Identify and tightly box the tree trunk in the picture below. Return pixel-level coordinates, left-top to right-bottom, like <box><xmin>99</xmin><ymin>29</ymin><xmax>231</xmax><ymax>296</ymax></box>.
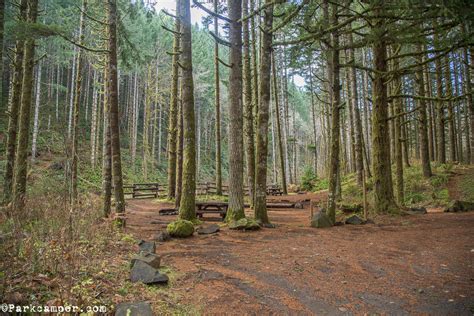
<box><xmin>370</xmin><ymin>3</ymin><xmax>396</xmax><ymax>214</ymax></box>
<box><xmin>416</xmin><ymin>44</ymin><xmax>433</xmax><ymax>178</ymax></box>
<box><xmin>102</xmin><ymin>68</ymin><xmax>112</xmax><ymax>217</ymax></box>
<box><xmin>178</xmin><ymin>0</ymin><xmax>197</xmax><ymax>221</ymax></box>
<box><xmin>213</xmin><ymin>0</ymin><xmax>223</xmax><ymax>196</ymax></box>
<box><xmin>31</xmin><ymin>61</ymin><xmax>42</xmax><ymax>163</ymax></box>
<box><xmin>226</xmin><ymin>0</ymin><xmax>245</xmax><ymax>222</ymax></box>
<box><xmin>106</xmin><ymin>0</ymin><xmax>126</xmax><ymax>222</ymax></box>
<box><xmin>348</xmin><ymin>32</ymin><xmax>363</xmax><ymax>186</ymax></box>
<box><xmin>70</xmin><ymin>0</ymin><xmax>87</xmax><ymax>209</ymax></box>
<box><xmin>443</xmin><ymin>56</ymin><xmax>456</xmax><ymax>162</ymax></box>
<box><xmin>272</xmin><ymin>52</ymin><xmax>288</xmax><ymax>194</ymax></box>
<box><xmin>390</xmin><ymin>45</ymin><xmax>404</xmax><ymax>204</ymax></box>
<box><xmin>175</xmin><ymin>85</ymin><xmax>184</xmax><ymax>208</ymax></box>
<box><xmin>167</xmin><ymin>11</ymin><xmax>180</xmax><ymax>200</ymax></box>
<box><xmin>12</xmin><ymin>0</ymin><xmax>39</xmax><ymax>212</ymax></box>
<box><xmin>3</xmin><ymin>0</ymin><xmax>26</xmax><ymax>204</ymax></box>
<box><xmin>462</xmin><ymin>40</ymin><xmax>474</xmax><ymax>164</ymax></box>
<box><xmin>243</xmin><ymin>0</ymin><xmax>256</xmax><ymax>204</ymax></box>
<box><xmin>326</xmin><ymin>1</ymin><xmax>341</xmax><ymax>223</ymax></box>
<box><xmin>254</xmin><ymin>0</ymin><xmax>273</xmax><ymax>225</ymax></box>
<box><xmin>433</xmin><ymin>28</ymin><xmax>446</xmax><ymax>164</ymax></box>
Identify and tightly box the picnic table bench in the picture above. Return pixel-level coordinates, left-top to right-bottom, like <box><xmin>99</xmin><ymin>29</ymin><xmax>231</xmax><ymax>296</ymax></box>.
<box><xmin>195</xmin><ymin>201</ymin><xmax>228</xmax><ymax>219</ymax></box>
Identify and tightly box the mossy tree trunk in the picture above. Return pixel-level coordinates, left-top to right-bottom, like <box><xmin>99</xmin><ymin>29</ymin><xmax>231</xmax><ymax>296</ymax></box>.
<box><xmin>462</xmin><ymin>41</ymin><xmax>474</xmax><ymax>164</ymax></box>
<box><xmin>12</xmin><ymin>0</ymin><xmax>38</xmax><ymax>212</ymax></box>
<box><xmin>70</xmin><ymin>0</ymin><xmax>87</xmax><ymax>209</ymax></box>
<box><xmin>370</xmin><ymin>2</ymin><xmax>397</xmax><ymax>213</ymax></box>
<box><xmin>443</xmin><ymin>56</ymin><xmax>456</xmax><ymax>162</ymax></box>
<box><xmin>243</xmin><ymin>0</ymin><xmax>256</xmax><ymax>205</ymax></box>
<box><xmin>348</xmin><ymin>32</ymin><xmax>363</xmax><ymax>187</ymax></box>
<box><xmin>106</xmin><ymin>0</ymin><xmax>126</xmax><ymax>222</ymax></box>
<box><xmin>326</xmin><ymin>1</ymin><xmax>341</xmax><ymax>223</ymax></box>
<box><xmin>416</xmin><ymin>44</ymin><xmax>433</xmax><ymax>178</ymax></box>
<box><xmin>254</xmin><ymin>0</ymin><xmax>273</xmax><ymax>224</ymax></box>
<box><xmin>213</xmin><ymin>0</ymin><xmax>223</xmax><ymax>196</ymax></box>
<box><xmin>272</xmin><ymin>52</ymin><xmax>287</xmax><ymax>194</ymax></box>
<box><xmin>226</xmin><ymin>0</ymin><xmax>245</xmax><ymax>222</ymax></box>
<box><xmin>167</xmin><ymin>10</ymin><xmax>180</xmax><ymax>200</ymax></box>
<box><xmin>433</xmin><ymin>27</ymin><xmax>446</xmax><ymax>164</ymax></box>
<box><xmin>3</xmin><ymin>0</ymin><xmax>26</xmax><ymax>204</ymax></box>
<box><xmin>390</xmin><ymin>45</ymin><xmax>404</xmax><ymax>204</ymax></box>
<box><xmin>178</xmin><ymin>0</ymin><xmax>197</xmax><ymax>221</ymax></box>
<box><xmin>102</xmin><ymin>69</ymin><xmax>112</xmax><ymax>217</ymax></box>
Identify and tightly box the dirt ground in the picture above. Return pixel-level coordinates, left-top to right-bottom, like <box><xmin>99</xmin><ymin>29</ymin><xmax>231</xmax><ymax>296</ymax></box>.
<box><xmin>125</xmin><ymin>187</ymin><xmax>474</xmax><ymax>314</ymax></box>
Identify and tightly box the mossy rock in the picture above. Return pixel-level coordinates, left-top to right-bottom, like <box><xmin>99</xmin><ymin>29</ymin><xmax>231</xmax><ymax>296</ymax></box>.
<box><xmin>167</xmin><ymin>220</ymin><xmax>194</xmax><ymax>238</ymax></box>
<box><xmin>229</xmin><ymin>218</ymin><xmax>260</xmax><ymax>230</ymax></box>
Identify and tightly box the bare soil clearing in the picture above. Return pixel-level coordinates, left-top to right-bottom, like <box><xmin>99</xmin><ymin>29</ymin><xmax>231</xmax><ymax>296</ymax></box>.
<box><xmin>126</xmin><ymin>191</ymin><xmax>474</xmax><ymax>314</ymax></box>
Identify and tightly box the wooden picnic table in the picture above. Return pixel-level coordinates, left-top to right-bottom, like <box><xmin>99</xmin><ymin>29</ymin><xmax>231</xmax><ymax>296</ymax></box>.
<box><xmin>195</xmin><ymin>201</ymin><xmax>228</xmax><ymax>219</ymax></box>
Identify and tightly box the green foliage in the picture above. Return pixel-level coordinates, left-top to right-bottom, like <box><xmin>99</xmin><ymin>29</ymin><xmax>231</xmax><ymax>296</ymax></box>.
<box><xmin>313</xmin><ymin>178</ymin><xmax>329</xmax><ymax>191</ymax></box>
<box><xmin>167</xmin><ymin>220</ymin><xmax>194</xmax><ymax>238</ymax></box>
<box><xmin>300</xmin><ymin>166</ymin><xmax>317</xmax><ymax>191</ymax></box>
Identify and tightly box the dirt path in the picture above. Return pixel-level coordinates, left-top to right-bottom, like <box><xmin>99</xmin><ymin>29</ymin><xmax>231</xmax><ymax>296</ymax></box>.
<box><xmin>125</xmin><ymin>189</ymin><xmax>474</xmax><ymax>314</ymax></box>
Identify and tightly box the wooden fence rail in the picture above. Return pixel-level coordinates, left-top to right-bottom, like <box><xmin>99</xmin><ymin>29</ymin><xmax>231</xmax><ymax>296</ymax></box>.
<box><xmin>123</xmin><ymin>181</ymin><xmax>283</xmax><ymax>199</ymax></box>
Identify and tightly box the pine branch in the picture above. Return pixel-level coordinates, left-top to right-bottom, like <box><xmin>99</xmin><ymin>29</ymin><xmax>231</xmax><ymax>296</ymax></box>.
<box><xmin>209</xmin><ymin>31</ymin><xmax>231</xmax><ymax>47</ymax></box>
<box><xmin>161</xmin><ymin>9</ymin><xmax>177</xmax><ymax>19</ymax></box>
<box><xmin>218</xmin><ymin>57</ymin><xmax>232</xmax><ymax>68</ymax></box>
<box><xmin>162</xmin><ymin>25</ymin><xmax>182</xmax><ymax>36</ymax></box>
<box><xmin>192</xmin><ymin>0</ymin><xmax>232</xmax><ymax>23</ymax></box>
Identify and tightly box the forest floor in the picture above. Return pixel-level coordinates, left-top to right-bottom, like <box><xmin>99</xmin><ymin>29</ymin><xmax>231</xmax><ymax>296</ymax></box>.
<box><xmin>125</xmin><ymin>168</ymin><xmax>474</xmax><ymax>315</ymax></box>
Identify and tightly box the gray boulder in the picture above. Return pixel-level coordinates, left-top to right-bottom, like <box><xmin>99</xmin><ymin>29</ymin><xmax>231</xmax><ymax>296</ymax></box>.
<box><xmin>345</xmin><ymin>214</ymin><xmax>364</xmax><ymax>225</ymax></box>
<box><xmin>115</xmin><ymin>302</ymin><xmax>153</xmax><ymax>316</ymax></box>
<box><xmin>138</xmin><ymin>240</ymin><xmax>156</xmax><ymax>253</ymax></box>
<box><xmin>131</xmin><ymin>252</ymin><xmax>161</xmax><ymax>269</ymax></box>
<box><xmin>130</xmin><ymin>260</ymin><xmax>168</xmax><ymax>284</ymax></box>
<box><xmin>197</xmin><ymin>224</ymin><xmax>220</xmax><ymax>235</ymax></box>
<box><xmin>444</xmin><ymin>200</ymin><xmax>474</xmax><ymax>212</ymax></box>
<box><xmin>310</xmin><ymin>210</ymin><xmax>333</xmax><ymax>228</ymax></box>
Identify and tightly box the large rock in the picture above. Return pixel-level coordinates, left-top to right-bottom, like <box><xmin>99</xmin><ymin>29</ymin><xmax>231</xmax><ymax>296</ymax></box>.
<box><xmin>167</xmin><ymin>220</ymin><xmax>194</xmax><ymax>238</ymax></box>
<box><xmin>444</xmin><ymin>200</ymin><xmax>474</xmax><ymax>212</ymax></box>
<box><xmin>130</xmin><ymin>260</ymin><xmax>169</xmax><ymax>284</ymax></box>
<box><xmin>138</xmin><ymin>240</ymin><xmax>156</xmax><ymax>253</ymax></box>
<box><xmin>197</xmin><ymin>224</ymin><xmax>220</xmax><ymax>235</ymax></box>
<box><xmin>229</xmin><ymin>218</ymin><xmax>260</xmax><ymax>230</ymax></box>
<box><xmin>115</xmin><ymin>302</ymin><xmax>153</xmax><ymax>316</ymax></box>
<box><xmin>131</xmin><ymin>252</ymin><xmax>161</xmax><ymax>269</ymax></box>
<box><xmin>310</xmin><ymin>209</ymin><xmax>333</xmax><ymax>228</ymax></box>
<box><xmin>345</xmin><ymin>214</ymin><xmax>364</xmax><ymax>225</ymax></box>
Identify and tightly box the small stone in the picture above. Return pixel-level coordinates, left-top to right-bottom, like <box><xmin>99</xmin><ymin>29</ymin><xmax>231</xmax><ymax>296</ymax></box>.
<box><xmin>196</xmin><ymin>224</ymin><xmax>220</xmax><ymax>235</ymax></box>
<box><xmin>345</xmin><ymin>214</ymin><xmax>364</xmax><ymax>225</ymax></box>
<box><xmin>138</xmin><ymin>240</ymin><xmax>156</xmax><ymax>253</ymax></box>
<box><xmin>294</xmin><ymin>202</ymin><xmax>304</xmax><ymax>209</ymax></box>
<box><xmin>153</xmin><ymin>231</ymin><xmax>171</xmax><ymax>242</ymax></box>
<box><xmin>115</xmin><ymin>302</ymin><xmax>153</xmax><ymax>316</ymax></box>
<box><xmin>418</xmin><ymin>289</ymin><xmax>424</xmax><ymax>294</ymax></box>
<box><xmin>338</xmin><ymin>307</ymin><xmax>347</xmax><ymax>312</ymax></box>
<box><xmin>131</xmin><ymin>252</ymin><xmax>161</xmax><ymax>269</ymax></box>
<box><xmin>130</xmin><ymin>261</ymin><xmax>168</xmax><ymax>285</ymax></box>
<box><xmin>310</xmin><ymin>209</ymin><xmax>333</xmax><ymax>228</ymax></box>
